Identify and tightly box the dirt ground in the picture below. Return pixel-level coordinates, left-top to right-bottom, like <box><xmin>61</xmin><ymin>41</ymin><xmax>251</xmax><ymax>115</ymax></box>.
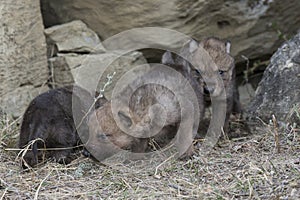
<box><xmin>0</xmin><ymin>114</ymin><xmax>299</xmax><ymax>200</ymax></box>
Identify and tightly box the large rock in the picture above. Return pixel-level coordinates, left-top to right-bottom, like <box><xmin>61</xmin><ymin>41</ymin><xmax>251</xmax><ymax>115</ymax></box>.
<box><xmin>48</xmin><ymin>52</ymin><xmax>148</xmax><ymax>99</ymax></box>
<box><xmin>0</xmin><ymin>0</ymin><xmax>49</xmax><ymax>117</ymax></box>
<box><xmin>44</xmin><ymin>20</ymin><xmax>105</xmax><ymax>55</ymax></box>
<box><xmin>45</xmin><ymin>20</ymin><xmax>148</xmax><ymax>99</ymax></box>
<box><xmin>41</xmin><ymin>0</ymin><xmax>300</xmax><ymax>62</ymax></box>
<box><xmin>247</xmin><ymin>32</ymin><xmax>300</xmax><ymax>125</ymax></box>
<box><xmin>1</xmin><ymin>85</ymin><xmax>49</xmax><ymax>118</ymax></box>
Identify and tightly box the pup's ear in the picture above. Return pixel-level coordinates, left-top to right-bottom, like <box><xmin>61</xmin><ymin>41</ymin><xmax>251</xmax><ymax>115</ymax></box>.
<box><xmin>180</xmin><ymin>39</ymin><xmax>199</xmax><ymax>57</ymax></box>
<box><xmin>118</xmin><ymin>111</ymin><xmax>132</xmax><ymax>128</ymax></box>
<box><xmin>225</xmin><ymin>41</ymin><xmax>231</xmax><ymax>54</ymax></box>
<box><xmin>188</xmin><ymin>39</ymin><xmax>199</xmax><ymax>53</ymax></box>
<box><xmin>161</xmin><ymin>51</ymin><xmax>175</xmax><ymax>65</ymax></box>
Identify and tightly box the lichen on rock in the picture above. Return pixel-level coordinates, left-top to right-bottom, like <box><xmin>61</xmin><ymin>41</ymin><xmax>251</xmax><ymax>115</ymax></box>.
<box><xmin>247</xmin><ymin>32</ymin><xmax>300</xmax><ymax>126</ymax></box>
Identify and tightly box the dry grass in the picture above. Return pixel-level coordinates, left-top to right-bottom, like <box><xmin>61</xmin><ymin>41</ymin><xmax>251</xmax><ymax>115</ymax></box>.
<box><xmin>0</xmin><ymin>113</ymin><xmax>299</xmax><ymax>200</ymax></box>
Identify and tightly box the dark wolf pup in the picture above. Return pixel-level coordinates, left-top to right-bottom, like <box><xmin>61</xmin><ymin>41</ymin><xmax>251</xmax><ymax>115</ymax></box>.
<box><xmin>19</xmin><ymin>85</ymin><xmax>106</xmax><ymax>167</ymax></box>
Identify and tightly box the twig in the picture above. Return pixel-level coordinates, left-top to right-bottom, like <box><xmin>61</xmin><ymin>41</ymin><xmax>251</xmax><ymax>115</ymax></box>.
<box><xmin>97</xmin><ymin>72</ymin><xmax>116</xmax><ymax>99</ymax></box>
<box><xmin>0</xmin><ymin>188</ymin><xmax>8</xmax><ymax>200</ymax></box>
<box><xmin>247</xmin><ymin>178</ymin><xmax>253</xmax><ymax>199</ymax></box>
<box><xmin>75</xmin><ymin>72</ymin><xmax>116</xmax><ymax>131</ymax></box>
<box><xmin>6</xmin><ymin>144</ymin><xmax>84</xmax><ymax>152</ymax></box>
<box><xmin>272</xmin><ymin>115</ymin><xmax>281</xmax><ymax>153</ymax></box>
<box><xmin>16</xmin><ymin>138</ymin><xmax>46</xmax><ymax>169</ymax></box>
<box><xmin>34</xmin><ymin>169</ymin><xmax>53</xmax><ymax>200</ymax></box>
<box><xmin>241</xmin><ymin>55</ymin><xmax>249</xmax><ymax>84</ymax></box>
<box><xmin>0</xmin><ymin>115</ymin><xmax>22</xmax><ymax>135</ymax></box>
<box><xmin>154</xmin><ymin>154</ymin><xmax>175</xmax><ymax>178</ymax></box>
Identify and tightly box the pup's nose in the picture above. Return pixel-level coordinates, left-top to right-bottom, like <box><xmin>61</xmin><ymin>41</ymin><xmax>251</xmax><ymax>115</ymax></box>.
<box><xmin>97</xmin><ymin>133</ymin><xmax>108</xmax><ymax>140</ymax></box>
<box><xmin>204</xmin><ymin>86</ymin><xmax>215</xmax><ymax>95</ymax></box>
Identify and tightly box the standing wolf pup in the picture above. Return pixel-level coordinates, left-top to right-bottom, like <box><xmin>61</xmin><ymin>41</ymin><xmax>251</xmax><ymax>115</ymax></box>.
<box><xmin>162</xmin><ymin>37</ymin><xmax>242</xmax><ymax>135</ymax></box>
<box><xmin>198</xmin><ymin>37</ymin><xmax>242</xmax><ymax>133</ymax></box>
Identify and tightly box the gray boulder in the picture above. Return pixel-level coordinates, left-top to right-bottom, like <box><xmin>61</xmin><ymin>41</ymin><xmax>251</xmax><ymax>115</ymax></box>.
<box><xmin>247</xmin><ymin>32</ymin><xmax>300</xmax><ymax>125</ymax></box>
<box><xmin>45</xmin><ymin>20</ymin><xmax>148</xmax><ymax>99</ymax></box>
<box><xmin>48</xmin><ymin>52</ymin><xmax>148</xmax><ymax>99</ymax></box>
<box><xmin>1</xmin><ymin>86</ymin><xmax>49</xmax><ymax>118</ymax></box>
<box><xmin>0</xmin><ymin>0</ymin><xmax>49</xmax><ymax>118</ymax></box>
<box><xmin>41</xmin><ymin>0</ymin><xmax>300</xmax><ymax>62</ymax></box>
<box><xmin>44</xmin><ymin>20</ymin><xmax>105</xmax><ymax>55</ymax></box>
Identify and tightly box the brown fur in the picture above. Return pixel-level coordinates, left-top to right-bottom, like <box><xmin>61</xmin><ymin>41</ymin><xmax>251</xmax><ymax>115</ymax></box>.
<box><xmin>162</xmin><ymin>37</ymin><xmax>242</xmax><ymax>135</ymax></box>
<box><xmin>86</xmin><ymin>66</ymin><xmax>200</xmax><ymax>161</ymax></box>
<box><xmin>161</xmin><ymin>47</ymin><xmax>205</xmax><ymax>124</ymax></box>
<box><xmin>199</xmin><ymin>37</ymin><xmax>242</xmax><ymax>133</ymax></box>
<box><xmin>86</xmin><ymin>101</ymin><xmax>149</xmax><ymax>160</ymax></box>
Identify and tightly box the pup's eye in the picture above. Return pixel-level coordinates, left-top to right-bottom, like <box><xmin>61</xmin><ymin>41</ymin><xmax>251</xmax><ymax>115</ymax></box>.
<box><xmin>195</xmin><ymin>69</ymin><xmax>201</xmax><ymax>75</ymax></box>
<box><xmin>219</xmin><ymin>70</ymin><xmax>225</xmax><ymax>75</ymax></box>
<box><xmin>97</xmin><ymin>133</ymin><xmax>109</xmax><ymax>140</ymax></box>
